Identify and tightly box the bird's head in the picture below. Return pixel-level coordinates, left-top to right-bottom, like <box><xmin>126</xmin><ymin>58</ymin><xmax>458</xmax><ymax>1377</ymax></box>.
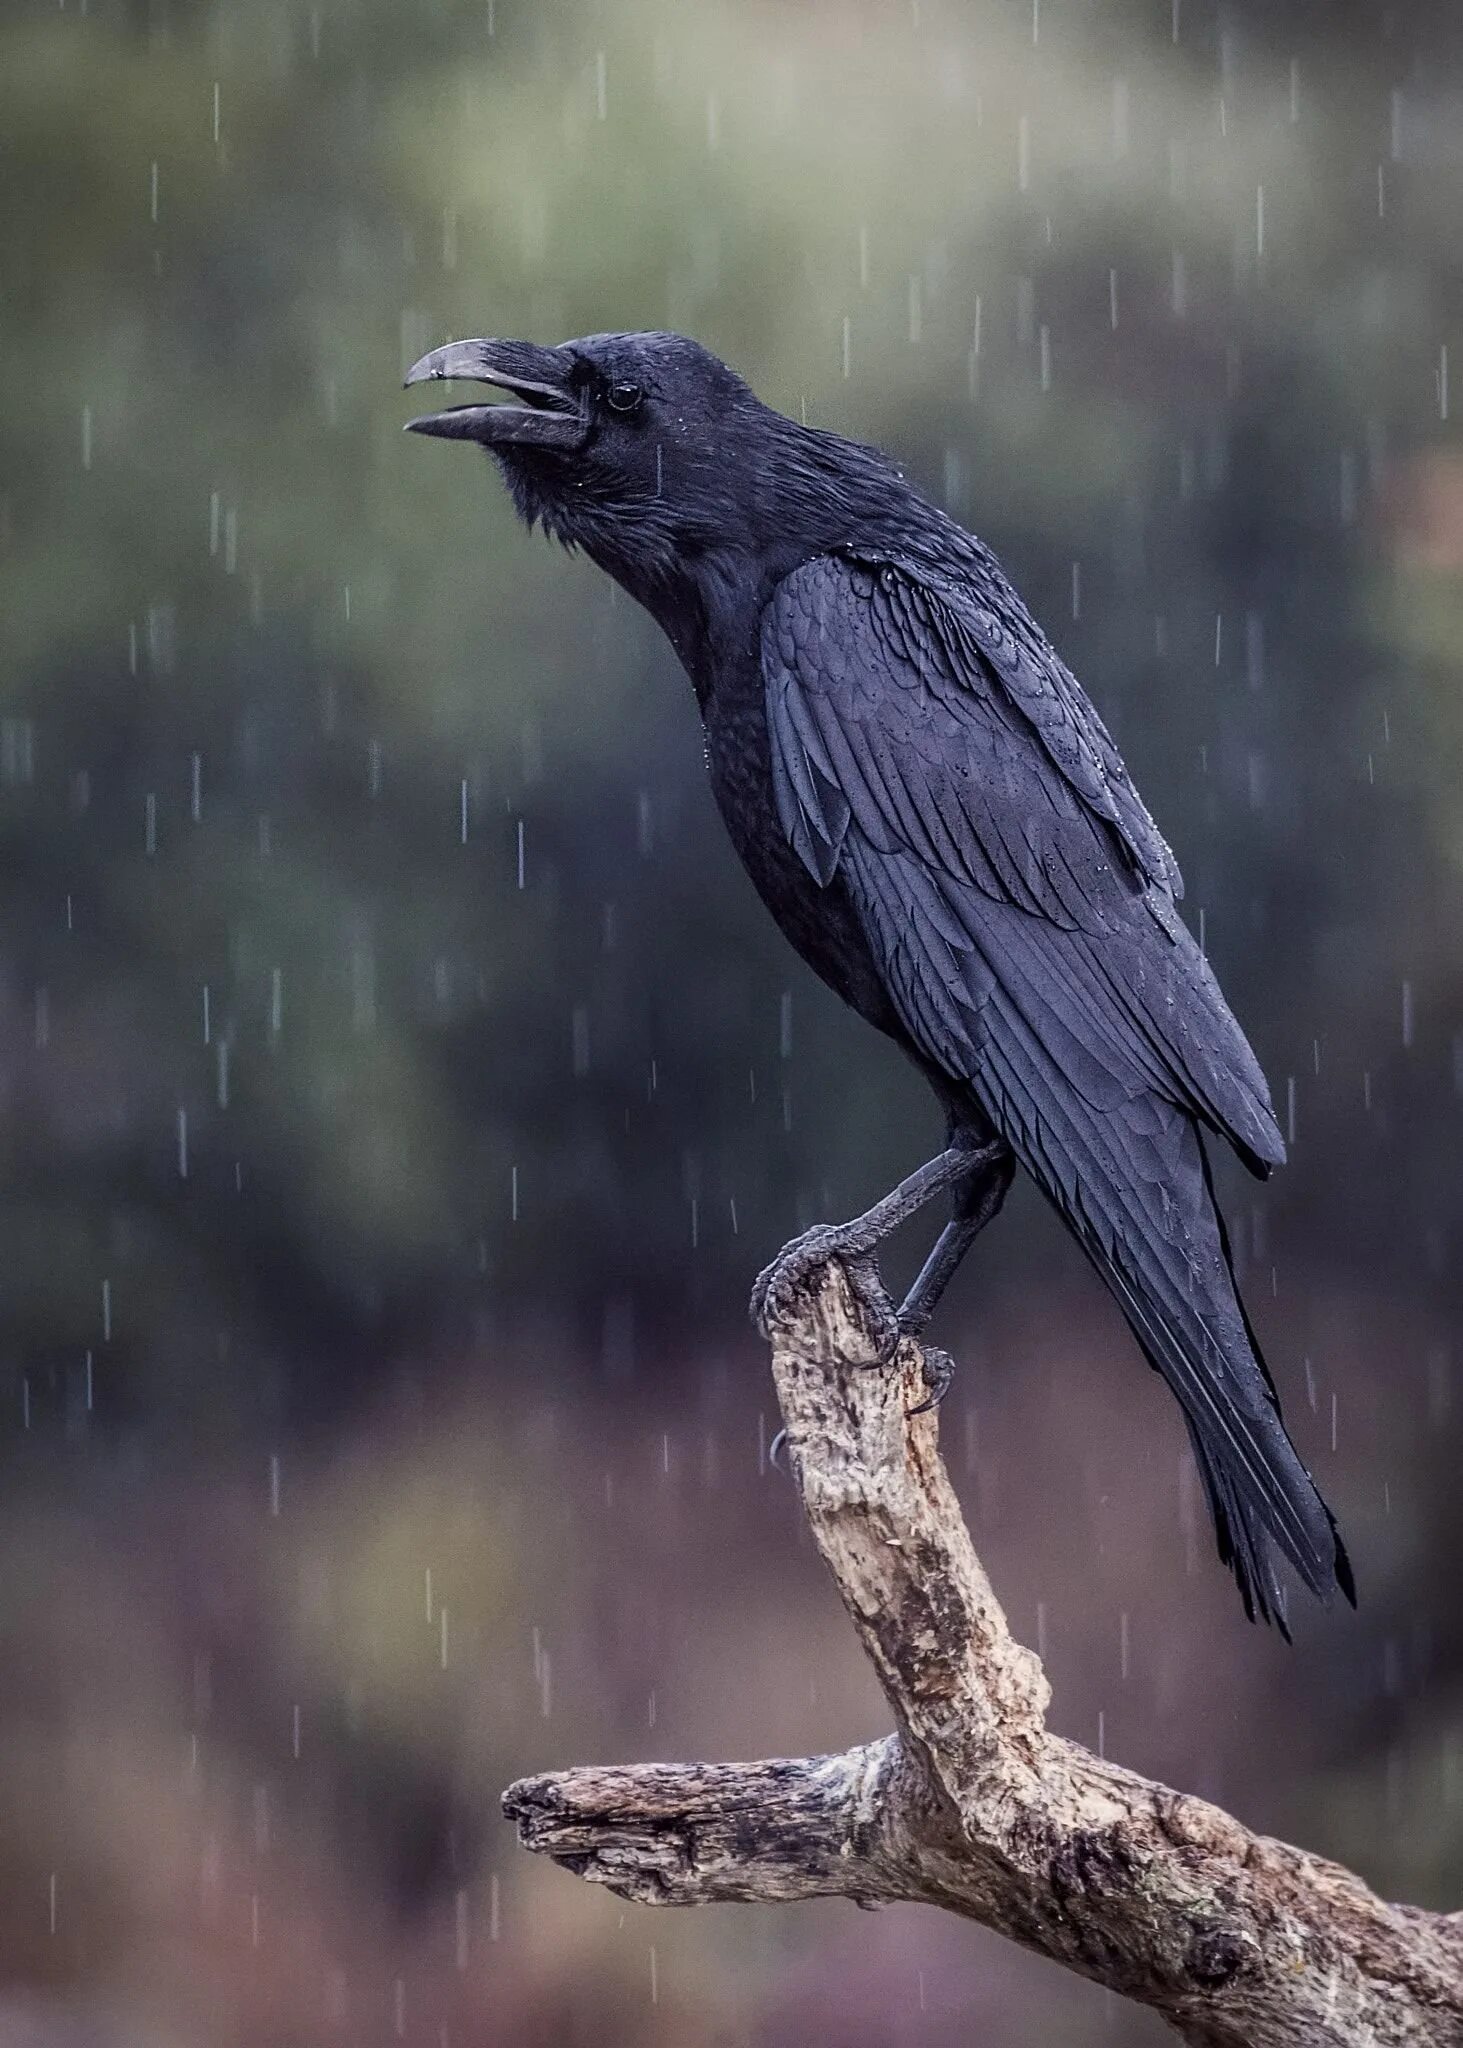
<box><xmin>405</xmin><ymin>330</ymin><xmax>898</xmax><ymax>649</ymax></box>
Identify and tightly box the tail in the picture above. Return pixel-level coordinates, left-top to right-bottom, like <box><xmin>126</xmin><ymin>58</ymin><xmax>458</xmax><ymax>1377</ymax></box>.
<box><xmin>1036</xmin><ymin>1095</ymin><xmax>1353</xmax><ymax>1629</ymax></box>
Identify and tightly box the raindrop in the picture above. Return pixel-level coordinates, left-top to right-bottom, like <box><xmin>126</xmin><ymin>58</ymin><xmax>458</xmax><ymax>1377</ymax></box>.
<box><xmin>1245</xmin><ymin>611</ymin><xmax>1264</xmax><ymax>688</ymax></box>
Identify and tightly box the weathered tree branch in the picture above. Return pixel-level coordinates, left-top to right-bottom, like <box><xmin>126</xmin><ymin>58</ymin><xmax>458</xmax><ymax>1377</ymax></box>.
<box><xmin>503</xmin><ymin>1265</ymin><xmax>1463</xmax><ymax>2046</ymax></box>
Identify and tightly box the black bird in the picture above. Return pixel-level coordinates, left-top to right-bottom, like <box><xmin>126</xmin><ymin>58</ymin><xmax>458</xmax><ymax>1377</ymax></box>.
<box><xmin>405</xmin><ymin>330</ymin><xmax>1352</xmax><ymax>1629</ymax></box>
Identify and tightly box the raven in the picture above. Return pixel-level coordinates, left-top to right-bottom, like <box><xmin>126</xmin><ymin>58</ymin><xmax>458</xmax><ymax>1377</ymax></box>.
<box><xmin>406</xmin><ymin>330</ymin><xmax>1352</xmax><ymax>1628</ymax></box>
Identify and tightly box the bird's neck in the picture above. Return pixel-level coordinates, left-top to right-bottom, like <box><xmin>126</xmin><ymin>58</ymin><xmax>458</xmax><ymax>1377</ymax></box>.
<box><xmin>573</xmin><ymin>419</ymin><xmax>933</xmax><ymax>700</ymax></box>
<box><xmin>585</xmin><ymin>532</ymin><xmax>785</xmax><ymax>708</ymax></box>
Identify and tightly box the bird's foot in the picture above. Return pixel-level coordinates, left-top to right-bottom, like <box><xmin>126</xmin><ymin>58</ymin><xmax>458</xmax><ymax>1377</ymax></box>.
<box><xmin>908</xmin><ymin>1344</ymin><xmax>957</xmax><ymax>1416</ymax></box>
<box><xmin>894</xmin><ymin>1292</ymin><xmax>957</xmax><ymax>1413</ymax></box>
<box><xmin>750</xmin><ymin>1225</ymin><xmax>899</xmax><ymax>1357</ymax></box>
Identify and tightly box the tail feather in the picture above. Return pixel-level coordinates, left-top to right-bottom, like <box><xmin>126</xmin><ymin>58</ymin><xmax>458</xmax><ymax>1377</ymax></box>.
<box><xmin>1095</xmin><ymin>1223</ymin><xmax>1350</xmax><ymax>1624</ymax></box>
<box><xmin>1182</xmin><ymin>1417</ymin><xmax>1352</xmax><ymax>1634</ymax></box>
<box><xmin>990</xmin><ymin>1063</ymin><xmax>1352</xmax><ymax>1625</ymax></box>
<box><xmin>1186</xmin><ymin>1420</ymin><xmax>1289</xmax><ymax>1631</ymax></box>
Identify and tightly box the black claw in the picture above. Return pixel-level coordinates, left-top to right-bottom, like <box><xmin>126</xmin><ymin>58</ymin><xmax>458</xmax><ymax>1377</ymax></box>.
<box><xmin>909</xmin><ymin>1345</ymin><xmax>956</xmax><ymax>1416</ymax></box>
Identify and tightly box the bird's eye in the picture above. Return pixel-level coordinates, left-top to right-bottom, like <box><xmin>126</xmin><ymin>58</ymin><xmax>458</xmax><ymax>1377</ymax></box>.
<box><xmin>605</xmin><ymin>381</ymin><xmax>644</xmax><ymax>416</ymax></box>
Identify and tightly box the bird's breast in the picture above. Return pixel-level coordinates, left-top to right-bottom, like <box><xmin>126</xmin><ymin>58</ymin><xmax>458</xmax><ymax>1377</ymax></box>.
<box><xmin>700</xmin><ymin>680</ymin><xmax>901</xmax><ymax>1039</ymax></box>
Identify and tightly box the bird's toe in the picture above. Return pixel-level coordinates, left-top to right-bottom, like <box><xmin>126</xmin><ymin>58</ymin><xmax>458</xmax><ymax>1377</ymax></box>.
<box><xmin>750</xmin><ymin>1226</ymin><xmax>825</xmax><ymax>1333</ymax></box>
<box><xmin>909</xmin><ymin>1345</ymin><xmax>957</xmax><ymax>1416</ymax></box>
<box><xmin>843</xmin><ymin>1254</ymin><xmax>901</xmax><ymax>1362</ymax></box>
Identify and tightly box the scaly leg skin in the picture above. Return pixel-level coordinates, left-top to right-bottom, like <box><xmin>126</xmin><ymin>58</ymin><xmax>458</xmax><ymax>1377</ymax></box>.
<box><xmin>751</xmin><ymin>1142</ymin><xmax>1006</xmax><ymax>1358</ymax></box>
<box><xmin>899</xmin><ymin>1145</ymin><xmax>1014</xmax><ymax>1414</ymax></box>
<box><xmin>897</xmin><ymin>1146</ymin><xmax>1015</xmax><ymax>1337</ymax></box>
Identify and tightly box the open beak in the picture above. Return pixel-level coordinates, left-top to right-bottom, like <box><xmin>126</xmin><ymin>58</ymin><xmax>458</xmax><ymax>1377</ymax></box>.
<box><xmin>404</xmin><ymin>338</ymin><xmax>586</xmax><ymax>450</ymax></box>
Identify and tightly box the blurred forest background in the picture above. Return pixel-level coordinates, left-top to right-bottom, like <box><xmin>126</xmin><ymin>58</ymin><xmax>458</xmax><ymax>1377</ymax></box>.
<box><xmin>1</xmin><ymin>0</ymin><xmax>1462</xmax><ymax>2040</ymax></box>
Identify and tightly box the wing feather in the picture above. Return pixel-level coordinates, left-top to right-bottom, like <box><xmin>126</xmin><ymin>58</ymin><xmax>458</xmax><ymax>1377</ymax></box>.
<box><xmin>763</xmin><ymin>552</ymin><xmax>1282</xmax><ymax>1171</ymax></box>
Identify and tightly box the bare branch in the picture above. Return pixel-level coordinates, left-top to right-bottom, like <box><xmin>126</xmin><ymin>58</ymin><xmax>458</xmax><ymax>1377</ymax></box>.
<box><xmin>504</xmin><ymin>1265</ymin><xmax>1463</xmax><ymax>2047</ymax></box>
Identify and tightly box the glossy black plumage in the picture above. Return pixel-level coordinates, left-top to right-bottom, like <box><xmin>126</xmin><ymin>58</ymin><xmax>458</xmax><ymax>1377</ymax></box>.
<box><xmin>405</xmin><ymin>328</ymin><xmax>1353</xmax><ymax>1628</ymax></box>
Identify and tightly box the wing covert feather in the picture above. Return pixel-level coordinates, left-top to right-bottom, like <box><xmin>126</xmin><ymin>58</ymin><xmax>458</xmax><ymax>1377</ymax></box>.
<box><xmin>761</xmin><ymin>552</ymin><xmax>1283</xmax><ymax>1172</ymax></box>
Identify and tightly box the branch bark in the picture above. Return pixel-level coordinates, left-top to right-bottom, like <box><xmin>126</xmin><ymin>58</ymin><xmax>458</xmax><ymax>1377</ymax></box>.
<box><xmin>503</xmin><ymin>1265</ymin><xmax>1463</xmax><ymax>2047</ymax></box>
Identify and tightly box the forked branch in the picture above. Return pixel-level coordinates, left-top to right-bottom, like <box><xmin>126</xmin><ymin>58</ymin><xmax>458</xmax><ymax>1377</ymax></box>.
<box><xmin>503</xmin><ymin>1265</ymin><xmax>1463</xmax><ymax>2047</ymax></box>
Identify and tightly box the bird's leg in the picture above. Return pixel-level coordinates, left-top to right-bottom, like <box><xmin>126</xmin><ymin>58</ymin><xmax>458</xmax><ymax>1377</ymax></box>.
<box><xmin>897</xmin><ymin>1144</ymin><xmax>1014</xmax><ymax>1338</ymax></box>
<box><xmin>891</xmin><ymin>1143</ymin><xmax>1013</xmax><ymax>1413</ymax></box>
<box><xmin>751</xmin><ymin>1145</ymin><xmax>991</xmax><ymax>1354</ymax></box>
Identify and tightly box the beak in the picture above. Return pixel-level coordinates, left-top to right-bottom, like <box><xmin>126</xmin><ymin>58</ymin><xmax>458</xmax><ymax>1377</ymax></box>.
<box><xmin>403</xmin><ymin>338</ymin><xmax>586</xmax><ymax>450</ymax></box>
